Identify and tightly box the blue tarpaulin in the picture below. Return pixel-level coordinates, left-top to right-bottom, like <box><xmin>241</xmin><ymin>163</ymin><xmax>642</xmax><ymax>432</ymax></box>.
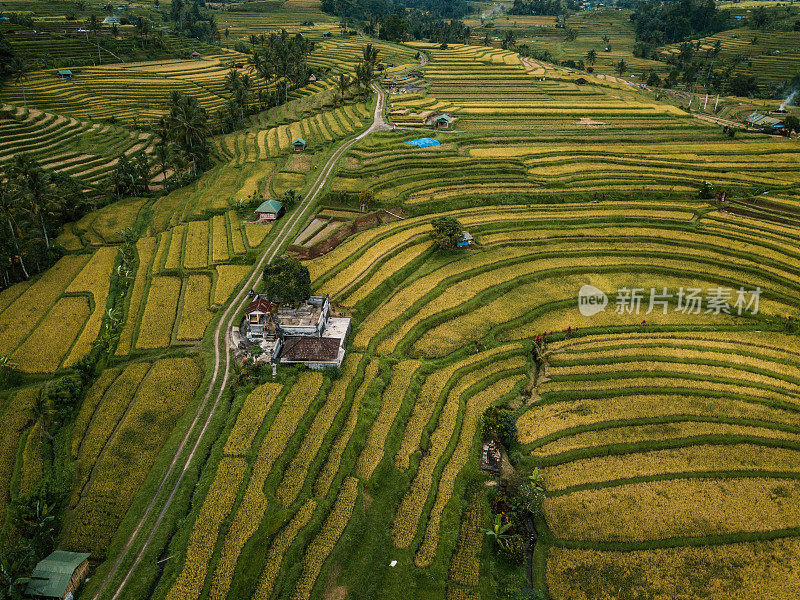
<box><xmin>405</xmin><ymin>137</ymin><xmax>440</xmax><ymax>147</ymax></box>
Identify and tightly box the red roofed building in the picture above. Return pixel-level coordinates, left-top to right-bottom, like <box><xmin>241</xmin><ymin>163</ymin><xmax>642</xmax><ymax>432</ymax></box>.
<box><xmin>239</xmin><ymin>294</ymin><xmax>350</xmax><ymax>369</ymax></box>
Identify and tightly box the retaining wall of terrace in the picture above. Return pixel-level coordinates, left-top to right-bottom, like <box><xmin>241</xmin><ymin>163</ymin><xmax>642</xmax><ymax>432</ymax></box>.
<box><xmin>288</xmin><ymin>209</ymin><xmax>403</xmax><ymax>258</ymax></box>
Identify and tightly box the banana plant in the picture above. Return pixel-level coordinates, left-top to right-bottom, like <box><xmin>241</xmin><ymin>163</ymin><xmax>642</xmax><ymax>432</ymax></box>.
<box><xmin>483</xmin><ymin>514</ymin><xmax>513</xmax><ymax>550</ymax></box>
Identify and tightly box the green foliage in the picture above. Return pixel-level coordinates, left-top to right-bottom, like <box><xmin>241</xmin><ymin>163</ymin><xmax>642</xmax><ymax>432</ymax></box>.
<box><xmin>499</xmin><ymin>586</ymin><xmax>549</xmax><ymax>600</ymax></box>
<box><xmin>498</xmin><ymin>412</ymin><xmax>518</xmax><ymax>448</ymax></box>
<box><xmin>44</xmin><ymin>374</ymin><xmax>84</xmax><ymax>426</ymax></box>
<box><xmin>282</xmin><ymin>188</ymin><xmax>298</xmax><ymax>210</ymax></box>
<box><xmin>157</xmin><ymin>91</ymin><xmax>211</xmax><ymax>176</ymax></box>
<box><xmin>698</xmin><ymin>180</ymin><xmax>714</xmax><ymax>199</ymax></box>
<box><xmin>632</xmin><ymin>0</ymin><xmax>729</xmax><ymax>45</ymax></box>
<box><xmin>481</xmin><ymin>405</ymin><xmax>503</xmax><ymax>439</ymax></box>
<box><xmin>112</xmin><ymin>151</ymin><xmax>151</xmax><ymax>198</ymax></box>
<box><xmin>646</xmin><ymin>70</ymin><xmax>661</xmax><ymax>87</ymax></box>
<box><xmin>262</xmin><ymin>256</ymin><xmax>311</xmax><ymax>303</ymax></box>
<box><xmin>430</xmin><ymin>215</ymin><xmax>463</xmax><ymax>250</ymax></box>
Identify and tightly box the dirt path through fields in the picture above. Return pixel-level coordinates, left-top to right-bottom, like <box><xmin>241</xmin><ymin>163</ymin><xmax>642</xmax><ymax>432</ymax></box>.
<box><xmin>92</xmin><ymin>86</ymin><xmax>390</xmax><ymax>600</ymax></box>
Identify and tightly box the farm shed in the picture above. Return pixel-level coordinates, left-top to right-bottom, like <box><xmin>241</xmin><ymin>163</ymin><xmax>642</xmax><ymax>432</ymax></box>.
<box><xmin>744</xmin><ymin>112</ymin><xmax>785</xmax><ymax>130</ymax></box>
<box><xmin>433</xmin><ymin>114</ymin><xmax>452</xmax><ymax>129</ymax></box>
<box><xmin>292</xmin><ymin>137</ymin><xmax>307</xmax><ymax>151</ymax></box>
<box><xmin>56</xmin><ymin>69</ymin><xmax>72</xmax><ymax>80</ymax></box>
<box><xmin>25</xmin><ymin>551</ymin><xmax>90</xmax><ymax>599</ymax></box>
<box><xmin>190</xmin><ymin>51</ymin><xmax>201</xmax><ymax>58</ymax></box>
<box><xmin>323</xmin><ymin>31</ymin><xmax>332</xmax><ymax>37</ymax></box>
<box><xmin>255</xmin><ymin>199</ymin><xmax>284</xmax><ymax>221</ymax></box>
<box><xmin>457</xmin><ymin>231</ymin><xmax>474</xmax><ymax>247</ymax></box>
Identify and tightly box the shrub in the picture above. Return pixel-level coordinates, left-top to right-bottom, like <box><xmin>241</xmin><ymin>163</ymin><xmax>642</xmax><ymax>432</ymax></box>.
<box><xmin>45</xmin><ymin>374</ymin><xmax>84</xmax><ymax>426</ymax></box>
<box><xmin>499</xmin><ymin>536</ymin><xmax>525</xmax><ymax>565</ymax></box>
<box><xmin>498</xmin><ymin>411</ymin><xmax>518</xmax><ymax>448</ymax></box>
<box><xmin>431</xmin><ymin>215</ymin><xmax>463</xmax><ymax>250</ymax></box>
<box><xmin>698</xmin><ymin>180</ymin><xmax>714</xmax><ymax>199</ymax></box>
<box><xmin>262</xmin><ymin>257</ymin><xmax>311</xmax><ymax>302</ymax></box>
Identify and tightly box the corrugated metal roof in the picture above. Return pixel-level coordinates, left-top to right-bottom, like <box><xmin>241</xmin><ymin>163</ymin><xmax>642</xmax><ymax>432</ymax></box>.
<box><xmin>26</xmin><ymin>551</ymin><xmax>89</xmax><ymax>598</ymax></box>
<box><xmin>745</xmin><ymin>112</ymin><xmax>784</xmax><ymax>127</ymax></box>
<box><xmin>255</xmin><ymin>199</ymin><xmax>283</xmax><ymax>213</ymax></box>
<box><xmin>292</xmin><ymin>138</ymin><xmax>306</xmax><ymax>145</ymax></box>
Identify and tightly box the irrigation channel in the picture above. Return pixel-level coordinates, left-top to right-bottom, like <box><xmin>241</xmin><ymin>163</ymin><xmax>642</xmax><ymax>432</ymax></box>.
<box><xmin>92</xmin><ymin>84</ymin><xmax>391</xmax><ymax>600</ymax></box>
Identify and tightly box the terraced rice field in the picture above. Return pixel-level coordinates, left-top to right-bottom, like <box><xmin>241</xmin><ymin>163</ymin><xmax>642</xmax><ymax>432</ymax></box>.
<box><xmin>0</xmin><ymin>54</ymin><xmax>252</xmax><ymax>124</ymax></box>
<box><xmin>660</xmin><ymin>28</ymin><xmax>800</xmax><ymax>86</ymax></box>
<box><xmin>0</xmin><ymin>105</ymin><xmax>155</xmax><ymax>188</ymax></box>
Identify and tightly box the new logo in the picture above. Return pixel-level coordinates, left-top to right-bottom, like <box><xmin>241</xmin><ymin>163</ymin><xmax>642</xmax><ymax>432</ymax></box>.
<box><xmin>578</xmin><ymin>285</ymin><xmax>608</xmax><ymax>316</ymax></box>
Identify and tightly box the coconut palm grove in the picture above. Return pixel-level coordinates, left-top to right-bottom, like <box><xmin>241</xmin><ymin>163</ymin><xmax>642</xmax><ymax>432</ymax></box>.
<box><xmin>1</xmin><ymin>0</ymin><xmax>799</xmax><ymax>598</ymax></box>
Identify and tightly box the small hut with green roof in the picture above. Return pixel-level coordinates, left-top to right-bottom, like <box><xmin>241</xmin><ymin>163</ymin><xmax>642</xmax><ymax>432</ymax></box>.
<box><xmin>25</xmin><ymin>551</ymin><xmax>90</xmax><ymax>599</ymax></box>
<box><xmin>255</xmin><ymin>199</ymin><xmax>284</xmax><ymax>221</ymax></box>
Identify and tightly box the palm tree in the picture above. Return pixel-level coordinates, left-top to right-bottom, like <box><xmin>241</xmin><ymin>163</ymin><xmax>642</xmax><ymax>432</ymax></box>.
<box><xmin>0</xmin><ymin>185</ymin><xmax>29</xmax><ymax>279</ymax></box>
<box><xmin>362</xmin><ymin>42</ymin><xmax>379</xmax><ymax>66</ymax></box>
<box><xmin>153</xmin><ymin>142</ymin><xmax>180</xmax><ymax>189</ymax></box>
<box><xmin>502</xmin><ymin>30</ymin><xmax>516</xmax><ymax>50</ymax></box>
<box><xmin>336</xmin><ymin>73</ymin><xmax>351</xmax><ymax>104</ymax></box>
<box><xmin>12</xmin><ymin>155</ymin><xmax>52</xmax><ymax>248</ymax></box>
<box><xmin>354</xmin><ymin>62</ymin><xmax>373</xmax><ymax>98</ymax></box>
<box><xmin>224</xmin><ymin>68</ymin><xmax>241</xmax><ymax>93</ymax></box>
<box><xmin>135</xmin><ymin>16</ymin><xmax>150</xmax><ymax>44</ymax></box>
<box><xmin>0</xmin><ymin>355</ymin><xmax>18</xmax><ymax>385</ymax></box>
<box><xmin>10</xmin><ymin>56</ymin><xmax>31</xmax><ymax>109</ymax></box>
<box><xmin>586</xmin><ymin>49</ymin><xmax>597</xmax><ymax>66</ymax></box>
<box><xmin>31</xmin><ymin>393</ymin><xmax>54</xmax><ymax>441</ymax></box>
<box><xmin>483</xmin><ymin>514</ymin><xmax>513</xmax><ymax>550</ymax></box>
<box><xmin>164</xmin><ymin>92</ymin><xmax>210</xmax><ymax>176</ymax></box>
<box><xmin>87</xmin><ymin>14</ymin><xmax>100</xmax><ymax>37</ymax></box>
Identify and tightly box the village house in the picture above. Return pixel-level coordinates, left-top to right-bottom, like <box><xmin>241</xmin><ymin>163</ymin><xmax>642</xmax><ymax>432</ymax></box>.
<box><xmin>255</xmin><ymin>199</ymin><xmax>284</xmax><ymax>221</ymax></box>
<box><xmin>239</xmin><ymin>295</ymin><xmax>351</xmax><ymax>369</ymax></box>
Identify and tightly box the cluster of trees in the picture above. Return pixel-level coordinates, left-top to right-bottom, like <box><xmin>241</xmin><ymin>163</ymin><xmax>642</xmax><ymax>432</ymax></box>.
<box><xmin>116</xmin><ymin>90</ymin><xmax>214</xmax><ymax>197</ymax></box>
<box><xmin>322</xmin><ymin>0</ymin><xmax>470</xmax><ymax>23</ymax></box>
<box><xmin>629</xmin><ymin>0</ymin><xmax>729</xmax><ymax>46</ymax></box>
<box><xmin>509</xmin><ymin>0</ymin><xmax>578</xmax><ymax>16</ymax></box>
<box><xmin>262</xmin><ymin>257</ymin><xmax>312</xmax><ymax>303</ymax></box>
<box><xmin>321</xmin><ymin>0</ymin><xmax>471</xmax><ymax>42</ymax></box>
<box><xmin>169</xmin><ymin>0</ymin><xmax>220</xmax><ymax>43</ymax></box>
<box><xmin>156</xmin><ymin>91</ymin><xmax>211</xmax><ymax>179</ymax></box>
<box><xmin>332</xmin><ymin>42</ymin><xmax>379</xmax><ymax>101</ymax></box>
<box><xmin>248</xmin><ymin>30</ymin><xmax>315</xmax><ymax>104</ymax></box>
<box><xmin>0</xmin><ymin>155</ymin><xmax>92</xmax><ymax>287</ymax></box>
<box><xmin>430</xmin><ymin>215</ymin><xmax>464</xmax><ymax>249</ymax></box>
<box><xmin>408</xmin><ymin>18</ymin><xmax>471</xmax><ymax>44</ymax></box>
